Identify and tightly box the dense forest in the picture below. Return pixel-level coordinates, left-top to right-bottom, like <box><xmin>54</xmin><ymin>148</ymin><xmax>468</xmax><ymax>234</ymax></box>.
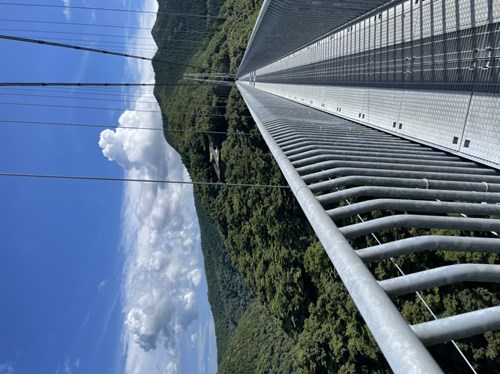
<box><xmin>151</xmin><ymin>0</ymin><xmax>499</xmax><ymax>372</ymax></box>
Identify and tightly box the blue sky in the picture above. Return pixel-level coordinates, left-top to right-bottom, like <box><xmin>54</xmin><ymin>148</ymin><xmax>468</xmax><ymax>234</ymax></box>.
<box><xmin>0</xmin><ymin>1</ymin><xmax>216</xmax><ymax>374</ymax></box>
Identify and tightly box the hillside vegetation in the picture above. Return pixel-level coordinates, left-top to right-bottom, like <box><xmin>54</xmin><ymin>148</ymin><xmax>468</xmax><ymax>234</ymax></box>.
<box><xmin>152</xmin><ymin>0</ymin><xmax>499</xmax><ymax>372</ymax></box>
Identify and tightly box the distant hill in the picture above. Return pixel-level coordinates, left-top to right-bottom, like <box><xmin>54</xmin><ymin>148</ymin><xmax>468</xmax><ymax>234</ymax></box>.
<box><xmin>151</xmin><ymin>0</ymin><xmax>224</xmax><ymax>100</ymax></box>
<box><xmin>194</xmin><ymin>193</ymin><xmax>254</xmax><ymax>360</ymax></box>
<box><xmin>151</xmin><ymin>0</ymin><xmax>257</xmax><ymax>362</ymax></box>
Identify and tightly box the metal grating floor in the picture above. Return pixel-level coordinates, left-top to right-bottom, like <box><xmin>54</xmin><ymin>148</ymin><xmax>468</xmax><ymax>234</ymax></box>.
<box><xmin>237</xmin><ymin>82</ymin><xmax>500</xmax><ymax>372</ymax></box>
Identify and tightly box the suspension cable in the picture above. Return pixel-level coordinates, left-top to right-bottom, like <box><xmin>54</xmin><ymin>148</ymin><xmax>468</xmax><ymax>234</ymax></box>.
<box><xmin>0</xmin><ymin>2</ymin><xmax>224</xmax><ymax>19</ymax></box>
<box><xmin>0</xmin><ymin>172</ymin><xmax>288</xmax><ymax>189</ymax></box>
<box><xmin>0</xmin><ymin>37</ymin><xmax>161</xmax><ymax>55</ymax></box>
<box><xmin>0</xmin><ymin>87</ymin><xmax>157</xmax><ymax>99</ymax></box>
<box><xmin>0</xmin><ymin>27</ymin><xmax>158</xmax><ymax>40</ymax></box>
<box><xmin>0</xmin><ymin>19</ymin><xmax>213</xmax><ymax>34</ymax></box>
<box><xmin>0</xmin><ymin>92</ymin><xmax>160</xmax><ymax>105</ymax></box>
<box><xmin>0</xmin><ymin>88</ymin><xmax>231</xmax><ymax>107</ymax></box>
<box><xmin>0</xmin><ymin>101</ymin><xmax>249</xmax><ymax>117</ymax></box>
<box><xmin>0</xmin><ymin>82</ymin><xmax>195</xmax><ymax>87</ymax></box>
<box><xmin>0</xmin><ymin>34</ymin><xmax>210</xmax><ymax>70</ymax></box>
<box><xmin>0</xmin><ymin>31</ymin><xmax>204</xmax><ymax>46</ymax></box>
<box><xmin>6</xmin><ymin>34</ymin><xmax>160</xmax><ymax>47</ymax></box>
<box><xmin>0</xmin><ymin>119</ymin><xmax>261</xmax><ymax>137</ymax></box>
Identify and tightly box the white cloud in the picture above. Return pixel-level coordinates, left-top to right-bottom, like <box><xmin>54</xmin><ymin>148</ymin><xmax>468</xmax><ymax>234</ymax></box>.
<box><xmin>123</xmin><ymin>0</ymin><xmax>158</xmax><ymax>84</ymax></box>
<box><xmin>62</xmin><ymin>0</ymin><xmax>71</xmax><ymax>20</ymax></box>
<box><xmin>0</xmin><ymin>362</ymin><xmax>14</xmax><ymax>374</ymax></box>
<box><xmin>99</xmin><ymin>95</ymin><xmax>216</xmax><ymax>374</ymax></box>
<box><xmin>98</xmin><ymin>280</ymin><xmax>108</xmax><ymax>293</ymax></box>
<box><xmin>63</xmin><ymin>357</ymin><xmax>72</xmax><ymax>374</ymax></box>
<box><xmin>98</xmin><ymin>2</ymin><xmax>217</xmax><ymax>373</ymax></box>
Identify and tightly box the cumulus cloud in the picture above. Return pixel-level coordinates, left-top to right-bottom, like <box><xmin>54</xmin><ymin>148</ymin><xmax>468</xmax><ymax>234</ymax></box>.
<box><xmin>98</xmin><ymin>2</ymin><xmax>216</xmax><ymax>371</ymax></box>
<box><xmin>99</xmin><ymin>95</ymin><xmax>216</xmax><ymax>374</ymax></box>
<box><xmin>62</xmin><ymin>0</ymin><xmax>71</xmax><ymax>20</ymax></box>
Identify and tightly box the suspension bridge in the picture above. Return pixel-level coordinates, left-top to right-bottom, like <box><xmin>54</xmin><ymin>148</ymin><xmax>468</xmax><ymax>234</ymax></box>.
<box><xmin>237</xmin><ymin>0</ymin><xmax>500</xmax><ymax>372</ymax></box>
<box><xmin>1</xmin><ymin>0</ymin><xmax>499</xmax><ymax>372</ymax></box>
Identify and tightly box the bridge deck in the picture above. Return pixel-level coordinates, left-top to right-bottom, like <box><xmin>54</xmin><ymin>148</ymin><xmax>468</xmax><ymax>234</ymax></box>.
<box><xmin>237</xmin><ymin>82</ymin><xmax>500</xmax><ymax>373</ymax></box>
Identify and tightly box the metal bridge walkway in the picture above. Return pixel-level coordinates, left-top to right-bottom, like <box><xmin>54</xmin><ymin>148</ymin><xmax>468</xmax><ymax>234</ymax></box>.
<box><xmin>237</xmin><ymin>82</ymin><xmax>500</xmax><ymax>372</ymax></box>
<box><xmin>236</xmin><ymin>0</ymin><xmax>500</xmax><ymax>371</ymax></box>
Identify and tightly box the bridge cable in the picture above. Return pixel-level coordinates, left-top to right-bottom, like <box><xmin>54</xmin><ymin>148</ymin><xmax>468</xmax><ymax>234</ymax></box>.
<box><xmin>0</xmin><ymin>82</ymin><xmax>196</xmax><ymax>87</ymax></box>
<box><xmin>0</xmin><ymin>27</ymin><xmax>161</xmax><ymax>40</ymax></box>
<box><xmin>0</xmin><ymin>101</ymin><xmax>249</xmax><ymax>117</ymax></box>
<box><xmin>2</xmin><ymin>36</ymin><xmax>165</xmax><ymax>52</ymax></box>
<box><xmin>0</xmin><ymin>34</ymin><xmax>210</xmax><ymax>70</ymax></box>
<box><xmin>0</xmin><ymin>27</ymin><xmax>211</xmax><ymax>39</ymax></box>
<box><xmin>0</xmin><ymin>172</ymin><xmax>289</xmax><ymax>189</ymax></box>
<box><xmin>0</xmin><ymin>87</ymin><xmax>158</xmax><ymax>99</ymax></box>
<box><xmin>0</xmin><ymin>89</ymin><xmax>230</xmax><ymax>107</ymax></box>
<box><xmin>0</xmin><ymin>19</ymin><xmax>212</xmax><ymax>34</ymax></box>
<box><xmin>0</xmin><ymin>119</ymin><xmax>262</xmax><ymax>137</ymax></box>
<box><xmin>0</xmin><ymin>92</ymin><xmax>161</xmax><ymax>105</ymax></box>
<box><xmin>0</xmin><ymin>2</ymin><xmax>224</xmax><ymax>19</ymax></box>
